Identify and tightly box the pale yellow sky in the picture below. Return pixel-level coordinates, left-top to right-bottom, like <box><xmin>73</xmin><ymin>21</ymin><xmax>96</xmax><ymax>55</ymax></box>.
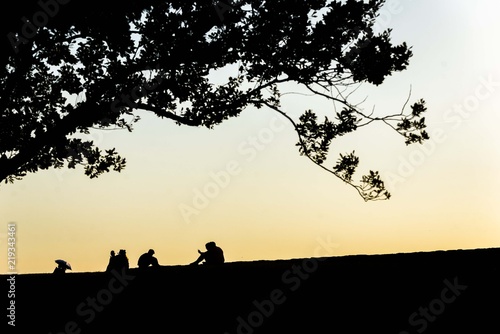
<box><xmin>2</xmin><ymin>0</ymin><xmax>500</xmax><ymax>274</ymax></box>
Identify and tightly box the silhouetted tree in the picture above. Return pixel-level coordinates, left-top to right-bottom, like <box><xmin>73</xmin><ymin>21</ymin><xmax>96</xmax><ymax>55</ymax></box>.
<box><xmin>0</xmin><ymin>0</ymin><xmax>428</xmax><ymax>201</ymax></box>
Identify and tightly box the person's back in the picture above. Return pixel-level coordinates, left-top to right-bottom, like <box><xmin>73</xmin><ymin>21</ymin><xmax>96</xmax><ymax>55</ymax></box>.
<box><xmin>137</xmin><ymin>249</ymin><xmax>159</xmax><ymax>269</ymax></box>
<box><xmin>106</xmin><ymin>250</ymin><xmax>117</xmax><ymax>272</ymax></box>
<box><xmin>115</xmin><ymin>249</ymin><xmax>129</xmax><ymax>270</ymax></box>
<box><xmin>190</xmin><ymin>241</ymin><xmax>225</xmax><ymax>266</ymax></box>
<box><xmin>204</xmin><ymin>242</ymin><xmax>224</xmax><ymax>265</ymax></box>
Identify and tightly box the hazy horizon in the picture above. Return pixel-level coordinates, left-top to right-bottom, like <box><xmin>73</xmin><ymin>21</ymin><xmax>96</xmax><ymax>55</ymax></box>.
<box><xmin>4</xmin><ymin>246</ymin><xmax>498</xmax><ymax>275</ymax></box>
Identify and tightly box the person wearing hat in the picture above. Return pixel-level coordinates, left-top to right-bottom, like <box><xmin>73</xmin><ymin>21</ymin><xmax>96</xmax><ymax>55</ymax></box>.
<box><xmin>53</xmin><ymin>259</ymin><xmax>71</xmax><ymax>274</ymax></box>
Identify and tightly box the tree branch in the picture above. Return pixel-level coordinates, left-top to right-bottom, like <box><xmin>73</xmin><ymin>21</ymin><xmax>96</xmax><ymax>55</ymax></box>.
<box><xmin>257</xmin><ymin>100</ymin><xmax>389</xmax><ymax>201</ymax></box>
<box><xmin>135</xmin><ymin>103</ymin><xmax>201</xmax><ymax>127</ymax></box>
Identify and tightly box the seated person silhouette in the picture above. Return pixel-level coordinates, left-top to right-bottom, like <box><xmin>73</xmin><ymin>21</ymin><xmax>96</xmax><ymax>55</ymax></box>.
<box><xmin>53</xmin><ymin>260</ymin><xmax>71</xmax><ymax>274</ymax></box>
<box><xmin>190</xmin><ymin>241</ymin><xmax>224</xmax><ymax>265</ymax></box>
<box><xmin>138</xmin><ymin>249</ymin><xmax>159</xmax><ymax>269</ymax></box>
<box><xmin>106</xmin><ymin>250</ymin><xmax>117</xmax><ymax>272</ymax></box>
<box><xmin>53</xmin><ymin>264</ymin><xmax>67</xmax><ymax>274</ymax></box>
<box><xmin>114</xmin><ymin>249</ymin><xmax>129</xmax><ymax>270</ymax></box>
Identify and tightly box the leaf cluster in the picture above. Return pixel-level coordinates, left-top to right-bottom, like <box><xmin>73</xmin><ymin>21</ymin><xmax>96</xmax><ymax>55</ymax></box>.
<box><xmin>296</xmin><ymin>108</ymin><xmax>359</xmax><ymax>164</ymax></box>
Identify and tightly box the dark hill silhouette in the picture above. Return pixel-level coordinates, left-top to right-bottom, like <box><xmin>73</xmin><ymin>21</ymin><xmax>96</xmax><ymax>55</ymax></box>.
<box><xmin>3</xmin><ymin>248</ymin><xmax>500</xmax><ymax>333</ymax></box>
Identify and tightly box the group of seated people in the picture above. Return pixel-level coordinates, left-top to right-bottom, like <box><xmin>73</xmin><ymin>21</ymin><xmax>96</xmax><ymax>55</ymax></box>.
<box><xmin>105</xmin><ymin>249</ymin><xmax>133</xmax><ymax>272</ymax></box>
<box><xmin>105</xmin><ymin>241</ymin><xmax>225</xmax><ymax>272</ymax></box>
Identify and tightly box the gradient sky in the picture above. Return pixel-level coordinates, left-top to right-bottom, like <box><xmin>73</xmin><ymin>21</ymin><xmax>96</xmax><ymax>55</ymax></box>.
<box><xmin>2</xmin><ymin>0</ymin><xmax>499</xmax><ymax>274</ymax></box>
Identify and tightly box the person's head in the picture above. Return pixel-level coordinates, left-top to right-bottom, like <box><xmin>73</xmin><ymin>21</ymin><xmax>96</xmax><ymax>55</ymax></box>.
<box><xmin>148</xmin><ymin>249</ymin><xmax>155</xmax><ymax>255</ymax></box>
<box><xmin>110</xmin><ymin>250</ymin><xmax>115</xmax><ymax>257</ymax></box>
<box><xmin>119</xmin><ymin>249</ymin><xmax>126</xmax><ymax>256</ymax></box>
<box><xmin>205</xmin><ymin>241</ymin><xmax>216</xmax><ymax>251</ymax></box>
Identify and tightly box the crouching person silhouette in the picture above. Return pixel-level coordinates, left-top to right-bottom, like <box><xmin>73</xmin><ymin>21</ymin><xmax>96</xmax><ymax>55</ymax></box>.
<box><xmin>190</xmin><ymin>241</ymin><xmax>224</xmax><ymax>266</ymax></box>
<box><xmin>138</xmin><ymin>249</ymin><xmax>159</xmax><ymax>270</ymax></box>
<box><xmin>53</xmin><ymin>259</ymin><xmax>71</xmax><ymax>274</ymax></box>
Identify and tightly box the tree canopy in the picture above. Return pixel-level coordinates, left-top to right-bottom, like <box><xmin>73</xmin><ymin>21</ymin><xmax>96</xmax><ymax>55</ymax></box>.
<box><xmin>0</xmin><ymin>0</ymin><xmax>429</xmax><ymax>201</ymax></box>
